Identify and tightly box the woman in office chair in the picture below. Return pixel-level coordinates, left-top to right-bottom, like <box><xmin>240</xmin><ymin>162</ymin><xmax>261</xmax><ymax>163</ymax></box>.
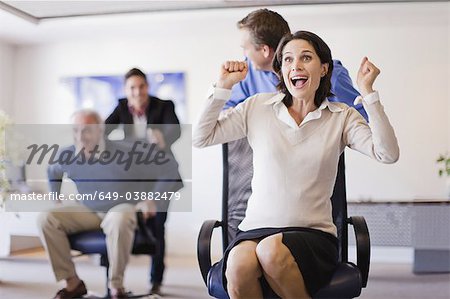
<box><xmin>193</xmin><ymin>31</ymin><xmax>399</xmax><ymax>299</ymax></box>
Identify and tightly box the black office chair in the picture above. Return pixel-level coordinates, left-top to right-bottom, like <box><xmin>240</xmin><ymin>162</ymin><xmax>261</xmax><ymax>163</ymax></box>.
<box><xmin>198</xmin><ymin>139</ymin><xmax>371</xmax><ymax>299</ymax></box>
<box><xmin>68</xmin><ymin>211</ymin><xmax>157</xmax><ymax>298</ymax></box>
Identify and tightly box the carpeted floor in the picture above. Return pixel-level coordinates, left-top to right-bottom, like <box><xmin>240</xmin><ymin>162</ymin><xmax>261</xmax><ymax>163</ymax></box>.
<box><xmin>0</xmin><ymin>248</ymin><xmax>449</xmax><ymax>299</ymax></box>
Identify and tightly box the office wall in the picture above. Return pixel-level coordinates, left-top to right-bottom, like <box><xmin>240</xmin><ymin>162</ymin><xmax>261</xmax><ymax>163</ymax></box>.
<box><xmin>10</xmin><ymin>2</ymin><xmax>450</xmax><ymax>256</ymax></box>
<box><xmin>0</xmin><ymin>41</ymin><xmax>14</xmax><ymax>114</ymax></box>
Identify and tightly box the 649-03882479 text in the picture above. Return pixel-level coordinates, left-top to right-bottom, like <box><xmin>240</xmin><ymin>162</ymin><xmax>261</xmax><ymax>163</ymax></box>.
<box><xmin>8</xmin><ymin>191</ymin><xmax>181</xmax><ymax>202</ymax></box>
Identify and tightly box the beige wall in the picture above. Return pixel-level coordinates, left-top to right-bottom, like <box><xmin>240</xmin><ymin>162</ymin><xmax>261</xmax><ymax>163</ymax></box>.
<box><xmin>0</xmin><ymin>41</ymin><xmax>15</xmax><ymax>114</ymax></box>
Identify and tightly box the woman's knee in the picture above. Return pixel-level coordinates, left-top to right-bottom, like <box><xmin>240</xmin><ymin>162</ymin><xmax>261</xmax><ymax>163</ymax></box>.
<box><xmin>256</xmin><ymin>234</ymin><xmax>293</xmax><ymax>277</ymax></box>
<box><xmin>225</xmin><ymin>242</ymin><xmax>262</xmax><ymax>286</ymax></box>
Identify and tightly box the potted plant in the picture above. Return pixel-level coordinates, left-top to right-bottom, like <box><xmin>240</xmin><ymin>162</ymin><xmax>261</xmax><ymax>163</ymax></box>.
<box><xmin>0</xmin><ymin>110</ymin><xmax>12</xmax><ymax>209</ymax></box>
<box><xmin>437</xmin><ymin>153</ymin><xmax>450</xmax><ymax>198</ymax></box>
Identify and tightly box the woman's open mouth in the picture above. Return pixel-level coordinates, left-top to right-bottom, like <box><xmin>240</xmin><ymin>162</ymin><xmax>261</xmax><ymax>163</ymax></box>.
<box><xmin>290</xmin><ymin>76</ymin><xmax>308</xmax><ymax>89</ymax></box>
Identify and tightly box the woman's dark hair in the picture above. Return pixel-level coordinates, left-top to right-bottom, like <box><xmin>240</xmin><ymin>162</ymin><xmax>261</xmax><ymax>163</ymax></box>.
<box><xmin>272</xmin><ymin>31</ymin><xmax>334</xmax><ymax>108</ymax></box>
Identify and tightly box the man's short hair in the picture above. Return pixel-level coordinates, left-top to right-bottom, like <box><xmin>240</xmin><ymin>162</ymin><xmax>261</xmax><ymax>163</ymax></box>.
<box><xmin>71</xmin><ymin>109</ymin><xmax>103</xmax><ymax>125</ymax></box>
<box><xmin>237</xmin><ymin>9</ymin><xmax>291</xmax><ymax>50</ymax></box>
<box><xmin>124</xmin><ymin>68</ymin><xmax>147</xmax><ymax>83</ymax></box>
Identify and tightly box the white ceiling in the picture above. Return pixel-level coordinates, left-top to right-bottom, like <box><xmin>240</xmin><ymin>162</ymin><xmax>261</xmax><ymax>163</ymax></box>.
<box><xmin>0</xmin><ymin>0</ymin><xmax>442</xmax><ymax>45</ymax></box>
<box><xmin>0</xmin><ymin>0</ymin><xmax>435</xmax><ymax>21</ymax></box>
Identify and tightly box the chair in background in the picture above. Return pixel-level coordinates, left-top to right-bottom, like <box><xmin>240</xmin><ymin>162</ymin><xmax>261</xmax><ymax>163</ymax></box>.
<box><xmin>198</xmin><ymin>139</ymin><xmax>371</xmax><ymax>299</ymax></box>
<box><xmin>68</xmin><ymin>211</ymin><xmax>157</xmax><ymax>298</ymax></box>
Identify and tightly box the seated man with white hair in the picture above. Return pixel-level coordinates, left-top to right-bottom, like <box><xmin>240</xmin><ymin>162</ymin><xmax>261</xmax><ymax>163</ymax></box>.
<box><xmin>37</xmin><ymin>109</ymin><xmax>182</xmax><ymax>299</ymax></box>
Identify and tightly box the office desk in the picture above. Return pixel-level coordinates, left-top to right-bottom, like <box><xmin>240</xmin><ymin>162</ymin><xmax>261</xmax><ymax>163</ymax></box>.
<box><xmin>348</xmin><ymin>199</ymin><xmax>450</xmax><ymax>273</ymax></box>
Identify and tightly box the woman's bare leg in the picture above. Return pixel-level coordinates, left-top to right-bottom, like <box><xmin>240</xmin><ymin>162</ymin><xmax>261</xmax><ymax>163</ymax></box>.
<box><xmin>226</xmin><ymin>240</ymin><xmax>263</xmax><ymax>299</ymax></box>
<box><xmin>256</xmin><ymin>233</ymin><xmax>311</xmax><ymax>299</ymax></box>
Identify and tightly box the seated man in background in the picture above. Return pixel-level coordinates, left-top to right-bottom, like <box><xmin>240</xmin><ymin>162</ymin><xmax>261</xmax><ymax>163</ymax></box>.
<box><xmin>37</xmin><ymin>109</ymin><xmax>182</xmax><ymax>299</ymax></box>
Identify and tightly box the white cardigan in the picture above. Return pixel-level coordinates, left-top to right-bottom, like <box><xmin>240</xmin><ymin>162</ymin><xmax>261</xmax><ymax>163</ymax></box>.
<box><xmin>193</xmin><ymin>88</ymin><xmax>399</xmax><ymax>236</ymax></box>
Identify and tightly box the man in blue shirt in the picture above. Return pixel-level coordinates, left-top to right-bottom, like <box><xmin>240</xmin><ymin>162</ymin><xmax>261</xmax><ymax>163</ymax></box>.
<box><xmin>226</xmin><ymin>9</ymin><xmax>367</xmax><ymax>120</ymax></box>
<box><xmin>224</xmin><ymin>9</ymin><xmax>367</xmax><ymax>240</ymax></box>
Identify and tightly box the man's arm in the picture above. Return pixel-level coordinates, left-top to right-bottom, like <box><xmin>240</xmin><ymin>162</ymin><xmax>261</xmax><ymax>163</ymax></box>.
<box><xmin>224</xmin><ymin>80</ymin><xmax>250</xmax><ymax>109</ymax></box>
<box><xmin>159</xmin><ymin>100</ymin><xmax>181</xmax><ymax>147</ymax></box>
<box><xmin>104</xmin><ymin>105</ymin><xmax>121</xmax><ymax>136</ymax></box>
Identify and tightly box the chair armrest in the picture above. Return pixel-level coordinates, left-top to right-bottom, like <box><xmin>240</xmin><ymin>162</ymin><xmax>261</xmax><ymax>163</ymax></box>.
<box><xmin>197</xmin><ymin>219</ymin><xmax>222</xmax><ymax>285</ymax></box>
<box><xmin>348</xmin><ymin>216</ymin><xmax>370</xmax><ymax>288</ymax></box>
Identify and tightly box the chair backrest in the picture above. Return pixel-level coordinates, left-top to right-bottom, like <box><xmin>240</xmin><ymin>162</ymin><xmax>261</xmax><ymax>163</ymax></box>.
<box><xmin>222</xmin><ymin>139</ymin><xmax>348</xmax><ymax>262</ymax></box>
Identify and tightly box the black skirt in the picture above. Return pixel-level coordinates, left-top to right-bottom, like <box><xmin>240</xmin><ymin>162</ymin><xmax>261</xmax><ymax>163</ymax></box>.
<box><xmin>221</xmin><ymin>227</ymin><xmax>339</xmax><ymax>297</ymax></box>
